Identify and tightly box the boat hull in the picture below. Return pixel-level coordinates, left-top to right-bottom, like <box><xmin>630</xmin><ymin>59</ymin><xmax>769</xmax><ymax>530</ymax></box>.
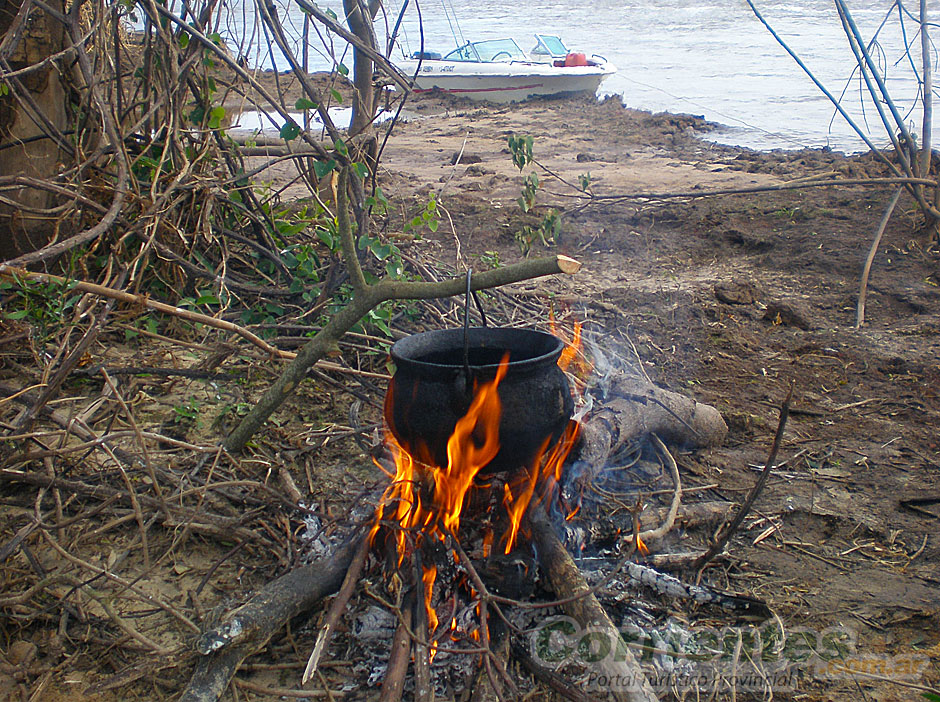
<box><xmin>397</xmin><ymin>60</ymin><xmax>616</xmax><ymax>103</ymax></box>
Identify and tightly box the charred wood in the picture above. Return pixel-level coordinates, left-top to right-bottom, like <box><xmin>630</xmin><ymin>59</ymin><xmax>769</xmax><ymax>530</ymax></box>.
<box><xmin>180</xmin><ymin>531</ymin><xmax>363</xmax><ymax>702</ymax></box>
<box><xmin>621</xmin><ymin>562</ymin><xmax>771</xmax><ymax>619</ymax></box>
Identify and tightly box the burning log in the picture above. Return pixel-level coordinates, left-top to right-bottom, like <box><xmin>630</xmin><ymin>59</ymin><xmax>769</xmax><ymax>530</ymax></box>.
<box><xmin>528</xmin><ymin>504</ymin><xmax>659</xmax><ymax>702</ymax></box>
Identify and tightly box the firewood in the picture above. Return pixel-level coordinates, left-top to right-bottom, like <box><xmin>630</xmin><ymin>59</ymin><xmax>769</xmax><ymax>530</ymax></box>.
<box><xmin>527</xmin><ymin>505</ymin><xmax>659</xmax><ymax>702</ymax></box>
<box><xmin>379</xmin><ymin>600</ymin><xmax>413</xmax><ymax>702</ymax></box>
<box><xmin>575</xmin><ymin>376</ymin><xmax>728</xmax><ymax>483</ymax></box>
<box><xmin>180</xmin><ymin>532</ymin><xmax>363</xmax><ymax>702</ymax></box>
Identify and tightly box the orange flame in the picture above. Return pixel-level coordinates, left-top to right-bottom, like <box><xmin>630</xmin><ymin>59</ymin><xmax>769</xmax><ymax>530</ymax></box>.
<box><xmin>501</xmin><ymin>419</ymin><xmax>581</xmax><ymax>554</ymax></box>
<box><xmin>372</xmin><ymin>357</ymin><xmax>508</xmax><ymax>552</ymax></box>
<box><xmin>435</xmin><ymin>359</ymin><xmax>507</xmax><ymax>535</ymax></box>
<box><xmin>373</xmin><ymin>323</ymin><xmax>589</xmax><ymax>634</ymax></box>
<box><xmin>550</xmin><ymin>316</ymin><xmax>593</xmax><ymax>380</ymax></box>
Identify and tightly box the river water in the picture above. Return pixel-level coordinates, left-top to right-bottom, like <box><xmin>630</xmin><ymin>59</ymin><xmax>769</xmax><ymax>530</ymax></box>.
<box><xmin>224</xmin><ymin>0</ymin><xmax>938</xmax><ymax>153</ymax></box>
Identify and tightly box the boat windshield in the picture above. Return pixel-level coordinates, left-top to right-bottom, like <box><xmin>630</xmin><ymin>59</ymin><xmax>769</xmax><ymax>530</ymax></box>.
<box><xmin>531</xmin><ymin>34</ymin><xmax>568</xmax><ymax>58</ymax></box>
<box><xmin>443</xmin><ymin>39</ymin><xmax>526</xmax><ymax>62</ymax></box>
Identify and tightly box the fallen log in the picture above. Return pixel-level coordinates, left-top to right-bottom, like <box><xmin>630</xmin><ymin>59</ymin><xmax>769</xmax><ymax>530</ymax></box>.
<box><xmin>575</xmin><ymin>375</ymin><xmax>727</xmax><ymax>482</ymax></box>
<box><xmin>528</xmin><ymin>505</ymin><xmax>659</xmax><ymax>702</ymax></box>
<box><xmin>180</xmin><ymin>531</ymin><xmax>363</xmax><ymax>702</ymax></box>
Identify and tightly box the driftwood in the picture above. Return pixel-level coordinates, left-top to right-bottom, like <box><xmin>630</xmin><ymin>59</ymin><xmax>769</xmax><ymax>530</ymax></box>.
<box><xmin>528</xmin><ymin>505</ymin><xmax>659</xmax><ymax>702</ymax></box>
<box><xmin>181</xmin><ymin>532</ymin><xmax>363</xmax><ymax>702</ymax></box>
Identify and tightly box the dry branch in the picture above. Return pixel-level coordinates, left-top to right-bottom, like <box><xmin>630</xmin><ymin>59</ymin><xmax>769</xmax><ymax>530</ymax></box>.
<box><xmin>856</xmin><ymin>187</ymin><xmax>902</xmax><ymax>327</ymax></box>
<box><xmin>181</xmin><ymin>531</ymin><xmax>364</xmax><ymax>702</ymax></box>
<box><xmin>0</xmin><ymin>266</ymin><xmax>294</xmax><ymax>358</ymax></box>
<box><xmin>693</xmin><ymin>385</ymin><xmax>792</xmax><ymax>573</ymax></box>
<box><xmin>301</xmin><ymin>535</ymin><xmax>372</xmax><ymax>683</ymax></box>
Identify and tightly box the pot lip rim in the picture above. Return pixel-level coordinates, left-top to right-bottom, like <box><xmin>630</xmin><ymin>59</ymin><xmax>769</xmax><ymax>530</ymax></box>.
<box><xmin>390</xmin><ymin>327</ymin><xmax>564</xmax><ymax>372</ymax></box>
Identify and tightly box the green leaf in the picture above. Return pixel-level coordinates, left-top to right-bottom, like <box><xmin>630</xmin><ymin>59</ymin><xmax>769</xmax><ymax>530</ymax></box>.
<box><xmin>196</xmin><ymin>292</ymin><xmax>220</xmax><ymax>305</ymax></box>
<box><xmin>351</xmin><ymin>162</ymin><xmax>369</xmax><ymax>180</ymax></box>
<box><xmin>189</xmin><ymin>105</ymin><xmax>206</xmax><ymax>124</ymax></box>
<box><xmin>277</xmin><ymin>221</ymin><xmax>308</xmax><ymax>236</ymax></box>
<box><xmin>313</xmin><ymin>159</ymin><xmax>337</xmax><ymax>179</ymax></box>
<box><xmin>374</xmin><ymin>187</ymin><xmax>389</xmax><ymax>209</ymax></box>
<box><xmin>295</xmin><ymin>97</ymin><xmax>318</xmax><ymax>110</ymax></box>
<box><xmin>325</xmin><ymin>7</ymin><xmax>337</xmax><ymax>19</ymax></box>
<box><xmin>333</xmin><ymin>139</ymin><xmax>349</xmax><ymax>157</ymax></box>
<box><xmin>371</xmin><ymin>243</ymin><xmax>392</xmax><ymax>260</ymax></box>
<box><xmin>427</xmin><ymin>219</ymin><xmax>439</xmax><ymax>232</ymax></box>
<box><xmin>209</xmin><ymin>32</ymin><xmax>223</xmax><ymax>46</ymax></box>
<box><xmin>337</xmin><ymin>63</ymin><xmax>349</xmax><ymax>76</ymax></box>
<box><xmin>316</xmin><ymin>228</ymin><xmax>335</xmax><ymax>249</ymax></box>
<box><xmin>208</xmin><ymin>106</ymin><xmax>226</xmax><ymax>129</ymax></box>
<box><xmin>5</xmin><ymin>309</ymin><xmax>29</xmax><ymax>320</ymax></box>
<box><xmin>178</xmin><ymin>33</ymin><xmax>190</xmax><ymax>49</ymax></box>
<box><xmin>330</xmin><ymin>88</ymin><xmax>343</xmax><ymax>103</ymax></box>
<box><xmin>280</xmin><ymin>122</ymin><xmax>301</xmax><ymax>141</ymax></box>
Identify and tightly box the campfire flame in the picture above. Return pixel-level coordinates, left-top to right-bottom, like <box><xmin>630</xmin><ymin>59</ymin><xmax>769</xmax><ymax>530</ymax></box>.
<box><xmin>372</xmin><ymin>323</ymin><xmax>590</xmax><ymax>645</ymax></box>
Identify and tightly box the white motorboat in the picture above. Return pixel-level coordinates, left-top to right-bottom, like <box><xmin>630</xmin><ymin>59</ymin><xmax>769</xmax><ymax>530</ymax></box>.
<box><xmin>396</xmin><ymin>35</ymin><xmax>616</xmax><ymax>103</ymax></box>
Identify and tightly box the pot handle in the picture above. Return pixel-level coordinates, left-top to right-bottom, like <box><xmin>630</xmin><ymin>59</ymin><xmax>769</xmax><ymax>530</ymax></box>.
<box><xmin>462</xmin><ymin>269</ymin><xmax>489</xmax><ymax>384</ymax></box>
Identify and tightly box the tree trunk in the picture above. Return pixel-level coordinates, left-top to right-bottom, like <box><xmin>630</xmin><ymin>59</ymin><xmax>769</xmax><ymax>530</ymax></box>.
<box><xmin>0</xmin><ymin>0</ymin><xmax>70</xmax><ymax>258</ymax></box>
<box><xmin>342</xmin><ymin>0</ymin><xmax>381</xmax><ymax>136</ymax></box>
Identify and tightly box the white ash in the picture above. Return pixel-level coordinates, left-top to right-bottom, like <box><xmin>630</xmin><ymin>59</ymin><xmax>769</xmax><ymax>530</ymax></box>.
<box><xmin>297</xmin><ymin>502</ymin><xmax>374</xmax><ymax>562</ymax></box>
<box><xmin>349</xmin><ymin>606</ymin><xmax>397</xmax><ymax>687</ymax></box>
<box><xmin>353</xmin><ymin>605</ymin><xmax>397</xmax><ymax>641</ymax></box>
<box><xmin>297</xmin><ymin>511</ymin><xmax>333</xmax><ymax>561</ymax></box>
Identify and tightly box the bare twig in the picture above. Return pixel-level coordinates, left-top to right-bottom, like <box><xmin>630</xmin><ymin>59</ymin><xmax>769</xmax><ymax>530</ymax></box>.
<box><xmin>692</xmin><ymin>384</ymin><xmax>793</xmax><ymax>574</ymax></box>
<box><xmin>856</xmin><ymin>187</ymin><xmax>903</xmax><ymax>327</ymax></box>
<box><xmin>638</xmin><ymin>433</ymin><xmax>681</xmax><ymax>544</ymax></box>
<box><xmin>302</xmin><ymin>535</ymin><xmax>372</xmax><ymax>684</ymax></box>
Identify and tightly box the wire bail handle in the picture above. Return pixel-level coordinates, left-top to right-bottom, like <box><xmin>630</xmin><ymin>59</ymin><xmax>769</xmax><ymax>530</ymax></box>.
<box><xmin>462</xmin><ymin>268</ymin><xmax>489</xmax><ymax>384</ymax></box>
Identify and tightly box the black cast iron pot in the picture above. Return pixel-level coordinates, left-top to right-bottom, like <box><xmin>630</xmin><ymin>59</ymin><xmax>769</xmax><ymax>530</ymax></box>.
<box><xmin>385</xmin><ymin>327</ymin><xmax>573</xmax><ymax>475</ymax></box>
